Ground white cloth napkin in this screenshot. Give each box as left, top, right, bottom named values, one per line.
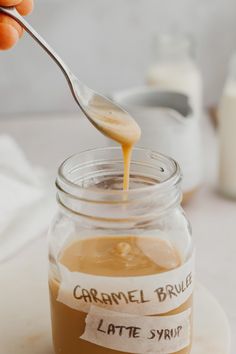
left=0, top=135, right=56, bottom=263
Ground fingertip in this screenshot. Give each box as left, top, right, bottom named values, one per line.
left=16, top=0, right=34, bottom=16
left=0, top=0, right=22, bottom=6
left=0, top=23, right=19, bottom=50
left=0, top=14, right=23, bottom=38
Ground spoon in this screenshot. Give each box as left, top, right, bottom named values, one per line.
left=0, top=6, right=141, bottom=146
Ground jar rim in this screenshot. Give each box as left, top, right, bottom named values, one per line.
left=56, top=147, right=181, bottom=204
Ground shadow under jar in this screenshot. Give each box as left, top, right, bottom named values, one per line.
left=48, top=147, right=194, bottom=354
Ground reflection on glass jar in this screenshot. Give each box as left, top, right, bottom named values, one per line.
left=48, top=147, right=194, bottom=354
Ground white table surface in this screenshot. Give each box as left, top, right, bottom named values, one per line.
left=0, top=113, right=234, bottom=352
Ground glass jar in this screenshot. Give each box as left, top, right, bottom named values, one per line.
left=147, top=33, right=202, bottom=119
left=48, top=147, right=194, bottom=354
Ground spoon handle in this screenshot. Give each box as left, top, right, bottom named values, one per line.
left=0, top=6, right=74, bottom=87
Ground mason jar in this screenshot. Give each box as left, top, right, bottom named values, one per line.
left=48, top=147, right=194, bottom=354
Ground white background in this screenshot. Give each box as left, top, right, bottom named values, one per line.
left=1, top=0, right=236, bottom=114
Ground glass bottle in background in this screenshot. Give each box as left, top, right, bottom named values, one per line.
left=147, top=33, right=203, bottom=119
left=218, top=53, right=236, bottom=199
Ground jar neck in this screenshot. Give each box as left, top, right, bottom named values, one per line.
left=56, top=148, right=182, bottom=223
left=152, top=33, right=194, bottom=63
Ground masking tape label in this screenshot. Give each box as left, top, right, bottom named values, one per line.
left=80, top=305, right=191, bottom=353
left=57, top=253, right=194, bottom=315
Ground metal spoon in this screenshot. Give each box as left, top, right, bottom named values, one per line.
left=0, top=6, right=141, bottom=145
